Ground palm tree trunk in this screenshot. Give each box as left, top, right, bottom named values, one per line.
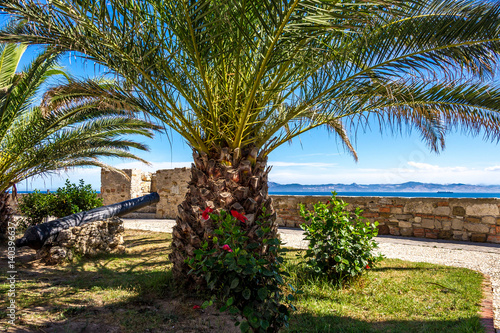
left=0, top=190, right=14, bottom=242
left=169, top=147, right=277, bottom=281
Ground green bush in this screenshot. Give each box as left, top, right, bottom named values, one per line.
left=51, top=179, right=103, bottom=218
left=17, top=179, right=102, bottom=229
left=299, top=192, right=383, bottom=283
left=17, top=190, right=55, bottom=226
left=188, top=209, right=296, bottom=333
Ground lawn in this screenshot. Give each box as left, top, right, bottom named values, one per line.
left=0, top=230, right=485, bottom=332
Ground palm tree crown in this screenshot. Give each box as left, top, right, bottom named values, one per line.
left=0, top=43, right=161, bottom=193
left=2, top=0, right=500, bottom=160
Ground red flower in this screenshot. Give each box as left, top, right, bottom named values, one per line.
left=202, top=207, right=213, bottom=220
left=326, top=201, right=330, bottom=204
left=193, top=305, right=201, bottom=309
left=231, top=210, right=247, bottom=222
left=222, top=244, right=233, bottom=252
left=366, top=265, right=370, bottom=269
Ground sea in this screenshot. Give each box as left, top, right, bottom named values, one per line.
left=14, top=190, right=500, bottom=198
left=269, top=191, right=500, bottom=198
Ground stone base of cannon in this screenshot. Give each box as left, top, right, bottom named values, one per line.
left=36, top=217, right=125, bottom=264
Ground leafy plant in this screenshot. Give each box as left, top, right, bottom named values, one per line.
left=188, top=209, right=297, bottom=332
left=299, top=193, right=383, bottom=283
left=17, top=190, right=56, bottom=226
left=51, top=179, right=103, bottom=217
left=17, top=180, right=103, bottom=229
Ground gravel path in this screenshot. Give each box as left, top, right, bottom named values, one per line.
left=123, top=218, right=500, bottom=330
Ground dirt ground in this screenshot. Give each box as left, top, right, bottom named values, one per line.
left=0, top=231, right=242, bottom=333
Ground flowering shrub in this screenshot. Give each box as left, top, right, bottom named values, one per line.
left=299, top=192, right=383, bottom=283
left=188, top=209, right=296, bottom=332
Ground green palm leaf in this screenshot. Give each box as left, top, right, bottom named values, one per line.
left=0, top=43, right=160, bottom=193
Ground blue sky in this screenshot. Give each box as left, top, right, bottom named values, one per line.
left=17, top=49, right=500, bottom=191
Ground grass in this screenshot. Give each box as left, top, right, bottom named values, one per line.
left=283, top=250, right=484, bottom=332
left=0, top=230, right=486, bottom=332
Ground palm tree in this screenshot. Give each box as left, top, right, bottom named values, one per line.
left=2, top=0, right=500, bottom=279
left=0, top=43, right=160, bottom=240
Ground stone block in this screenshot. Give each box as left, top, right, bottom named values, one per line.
left=437, top=201, right=449, bottom=206
left=470, top=233, right=487, bottom=242
left=404, top=201, right=434, bottom=214
left=452, top=231, right=464, bottom=241
left=438, top=230, right=452, bottom=239
left=434, top=220, right=442, bottom=229
left=482, top=216, right=496, bottom=225
left=466, top=217, right=481, bottom=224
left=421, top=219, right=434, bottom=229
left=389, top=226, right=400, bottom=236
left=442, top=221, right=451, bottom=230
left=451, top=219, right=464, bottom=230
left=464, top=223, right=489, bottom=234
left=391, top=207, right=403, bottom=214
left=414, top=216, right=422, bottom=223
left=400, top=227, right=413, bottom=236
left=379, top=207, right=390, bottom=213
left=465, top=204, right=499, bottom=217
left=398, top=221, right=412, bottom=228
left=496, top=226, right=500, bottom=234
left=452, top=206, right=466, bottom=216
left=433, top=206, right=450, bottom=216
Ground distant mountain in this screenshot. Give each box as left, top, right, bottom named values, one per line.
left=268, top=181, right=500, bottom=193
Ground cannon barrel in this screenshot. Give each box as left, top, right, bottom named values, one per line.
left=15, top=192, right=160, bottom=249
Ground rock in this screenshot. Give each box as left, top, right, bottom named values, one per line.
left=36, top=218, right=125, bottom=264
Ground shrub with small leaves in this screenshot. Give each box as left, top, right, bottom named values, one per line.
left=17, top=179, right=102, bottom=229
left=51, top=179, right=103, bottom=218
left=17, top=190, right=55, bottom=227
left=188, top=209, right=296, bottom=333
left=299, top=192, right=383, bottom=283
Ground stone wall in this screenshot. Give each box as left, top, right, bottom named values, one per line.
left=36, top=217, right=125, bottom=264
left=273, top=195, right=500, bottom=244
left=154, top=168, right=191, bottom=218
left=100, top=167, right=191, bottom=219
left=100, top=169, right=136, bottom=205
left=99, top=167, right=500, bottom=244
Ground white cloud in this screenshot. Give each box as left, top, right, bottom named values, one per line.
left=270, top=161, right=337, bottom=168
left=407, top=162, right=440, bottom=170
left=406, top=162, right=468, bottom=172
left=485, top=166, right=500, bottom=172
left=113, top=161, right=192, bottom=172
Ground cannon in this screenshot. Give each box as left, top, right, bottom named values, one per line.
left=15, top=192, right=160, bottom=249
